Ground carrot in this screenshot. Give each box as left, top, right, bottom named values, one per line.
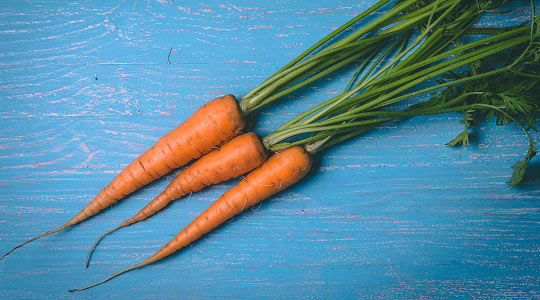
left=85, top=132, right=267, bottom=267
left=0, top=94, right=245, bottom=261
left=69, top=145, right=312, bottom=292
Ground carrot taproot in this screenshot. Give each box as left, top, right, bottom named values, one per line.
left=85, top=132, right=267, bottom=267
left=0, top=94, right=245, bottom=261
left=69, top=145, right=312, bottom=292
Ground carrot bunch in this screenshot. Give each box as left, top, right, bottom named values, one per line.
left=68, top=0, right=540, bottom=291
left=82, top=0, right=471, bottom=267
left=2, top=0, right=538, bottom=293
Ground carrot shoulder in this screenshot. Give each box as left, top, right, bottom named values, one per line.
left=0, top=95, right=245, bottom=261
left=85, top=132, right=268, bottom=267
left=69, top=145, right=312, bottom=292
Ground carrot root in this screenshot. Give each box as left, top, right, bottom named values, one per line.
left=69, top=146, right=311, bottom=291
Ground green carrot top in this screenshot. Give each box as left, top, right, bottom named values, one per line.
left=261, top=0, right=539, bottom=186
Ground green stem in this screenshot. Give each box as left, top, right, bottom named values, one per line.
left=239, top=0, right=393, bottom=106
left=249, top=45, right=380, bottom=112
left=290, top=0, right=462, bottom=127
left=240, top=0, right=460, bottom=113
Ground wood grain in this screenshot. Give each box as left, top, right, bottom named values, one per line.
left=0, top=1, right=539, bottom=299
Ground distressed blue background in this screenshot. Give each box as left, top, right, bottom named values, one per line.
left=0, top=1, right=539, bottom=299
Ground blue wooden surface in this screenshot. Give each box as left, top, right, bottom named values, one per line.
left=1, top=1, right=539, bottom=299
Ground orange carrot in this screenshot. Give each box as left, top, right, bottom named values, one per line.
left=85, top=132, right=267, bottom=267
left=69, top=145, right=312, bottom=292
left=0, top=95, right=245, bottom=261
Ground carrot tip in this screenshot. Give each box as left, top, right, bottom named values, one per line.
left=0, top=224, right=71, bottom=262
left=85, top=224, right=125, bottom=269
left=69, top=263, right=143, bottom=292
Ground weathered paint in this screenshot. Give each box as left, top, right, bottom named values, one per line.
left=0, top=1, right=539, bottom=299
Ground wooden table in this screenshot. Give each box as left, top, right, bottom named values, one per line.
left=1, top=1, right=539, bottom=299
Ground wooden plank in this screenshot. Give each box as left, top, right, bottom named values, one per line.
left=0, top=1, right=539, bottom=299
